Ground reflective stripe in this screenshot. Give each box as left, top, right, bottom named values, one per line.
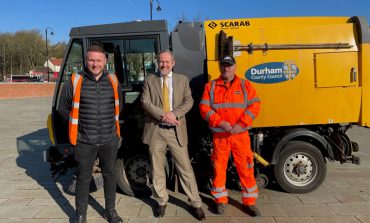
left=210, top=127, right=226, bottom=133
left=210, top=80, right=216, bottom=108
left=109, top=73, right=117, bottom=86
left=247, top=162, right=254, bottom=169
left=69, top=116, right=78, bottom=124
left=242, top=192, right=258, bottom=198
left=248, top=97, right=261, bottom=106
left=72, top=74, right=81, bottom=96
left=206, top=110, right=215, bottom=121
left=200, top=99, right=210, bottom=105
left=72, top=102, right=80, bottom=108
left=243, top=185, right=258, bottom=193
left=212, top=191, right=228, bottom=198
left=212, top=187, right=225, bottom=193
left=245, top=109, right=256, bottom=120
left=107, top=73, right=121, bottom=138
left=210, top=127, right=248, bottom=133
left=241, top=79, right=248, bottom=107
left=69, top=73, right=82, bottom=145
left=213, top=103, right=246, bottom=109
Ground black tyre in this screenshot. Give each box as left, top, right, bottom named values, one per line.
left=274, top=141, right=326, bottom=193
left=116, top=153, right=152, bottom=197
left=255, top=174, right=269, bottom=189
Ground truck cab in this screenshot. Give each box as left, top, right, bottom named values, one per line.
left=47, top=20, right=207, bottom=196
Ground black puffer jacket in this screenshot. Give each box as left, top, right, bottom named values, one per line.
left=58, top=69, right=122, bottom=146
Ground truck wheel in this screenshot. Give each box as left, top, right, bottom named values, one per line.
left=116, top=154, right=152, bottom=197
left=256, top=174, right=269, bottom=188
left=274, top=141, right=326, bottom=193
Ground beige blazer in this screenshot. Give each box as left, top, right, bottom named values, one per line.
left=141, top=73, right=194, bottom=147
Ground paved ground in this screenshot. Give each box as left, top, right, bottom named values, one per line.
left=1, top=97, right=370, bottom=223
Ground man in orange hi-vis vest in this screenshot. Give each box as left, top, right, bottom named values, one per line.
left=58, top=44, right=123, bottom=223
left=199, top=55, right=261, bottom=217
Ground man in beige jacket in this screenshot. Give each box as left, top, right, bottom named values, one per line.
left=141, top=50, right=205, bottom=221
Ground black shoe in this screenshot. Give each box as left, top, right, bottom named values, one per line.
left=243, top=205, right=261, bottom=217
left=192, top=207, right=206, bottom=221
left=74, top=215, right=86, bottom=223
left=103, top=209, right=123, bottom=223
left=156, top=204, right=167, bottom=218
left=216, top=203, right=227, bottom=215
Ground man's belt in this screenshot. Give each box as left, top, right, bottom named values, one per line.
left=158, top=124, right=175, bottom=129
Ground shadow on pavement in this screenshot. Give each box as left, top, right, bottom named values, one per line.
left=15, top=128, right=75, bottom=222
left=200, top=193, right=217, bottom=214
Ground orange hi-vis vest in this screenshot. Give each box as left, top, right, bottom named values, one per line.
left=199, top=75, right=261, bottom=133
left=68, top=73, right=121, bottom=145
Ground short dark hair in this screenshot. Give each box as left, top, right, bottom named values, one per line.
left=87, top=42, right=105, bottom=54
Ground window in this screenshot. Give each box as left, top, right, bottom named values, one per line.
left=53, top=39, right=84, bottom=144
left=61, top=39, right=84, bottom=83
left=92, top=37, right=158, bottom=85
left=56, top=39, right=83, bottom=111
left=125, top=39, right=158, bottom=84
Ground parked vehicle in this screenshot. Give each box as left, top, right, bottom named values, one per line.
left=10, top=74, right=43, bottom=82
left=45, top=16, right=369, bottom=196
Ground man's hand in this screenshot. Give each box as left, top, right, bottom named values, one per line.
left=219, top=120, right=233, bottom=132
left=230, top=124, right=244, bottom=134
left=160, top=112, right=180, bottom=126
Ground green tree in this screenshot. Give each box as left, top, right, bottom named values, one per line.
left=0, top=30, right=44, bottom=77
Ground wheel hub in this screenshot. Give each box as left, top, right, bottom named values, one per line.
left=136, top=167, right=147, bottom=177
left=126, top=156, right=151, bottom=186
left=284, top=153, right=315, bottom=185
left=293, top=161, right=307, bottom=176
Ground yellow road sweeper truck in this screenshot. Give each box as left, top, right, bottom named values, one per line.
left=45, top=16, right=369, bottom=196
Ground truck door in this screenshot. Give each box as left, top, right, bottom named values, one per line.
left=86, top=37, right=159, bottom=147
left=52, top=38, right=84, bottom=145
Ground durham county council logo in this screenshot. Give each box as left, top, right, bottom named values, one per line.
left=208, top=21, right=217, bottom=29
left=245, top=61, right=299, bottom=84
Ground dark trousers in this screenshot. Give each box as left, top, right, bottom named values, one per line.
left=74, top=138, right=118, bottom=216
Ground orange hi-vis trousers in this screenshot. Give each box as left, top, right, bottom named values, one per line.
left=210, top=131, right=258, bottom=205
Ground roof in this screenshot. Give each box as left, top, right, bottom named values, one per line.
left=69, top=20, right=168, bottom=37
left=31, top=66, right=50, bottom=73
left=50, top=58, right=62, bottom=66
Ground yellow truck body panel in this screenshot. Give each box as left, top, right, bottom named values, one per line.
left=204, top=17, right=370, bottom=128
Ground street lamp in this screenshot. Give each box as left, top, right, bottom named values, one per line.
left=0, top=42, right=5, bottom=81
left=45, top=27, right=54, bottom=82
left=150, top=0, right=162, bottom=20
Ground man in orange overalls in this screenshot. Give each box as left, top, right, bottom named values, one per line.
left=199, top=55, right=261, bottom=216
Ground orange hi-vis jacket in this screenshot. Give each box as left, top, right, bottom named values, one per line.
left=199, top=75, right=261, bottom=134
left=68, top=73, right=121, bottom=146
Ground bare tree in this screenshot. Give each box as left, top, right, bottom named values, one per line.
left=177, top=12, right=209, bottom=22
left=0, top=30, right=66, bottom=80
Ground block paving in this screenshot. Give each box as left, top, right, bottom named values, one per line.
left=1, top=97, right=370, bottom=222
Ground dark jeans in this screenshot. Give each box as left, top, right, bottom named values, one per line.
left=74, top=138, right=118, bottom=216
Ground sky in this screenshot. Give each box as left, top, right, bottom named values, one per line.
left=1, top=0, right=370, bottom=44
